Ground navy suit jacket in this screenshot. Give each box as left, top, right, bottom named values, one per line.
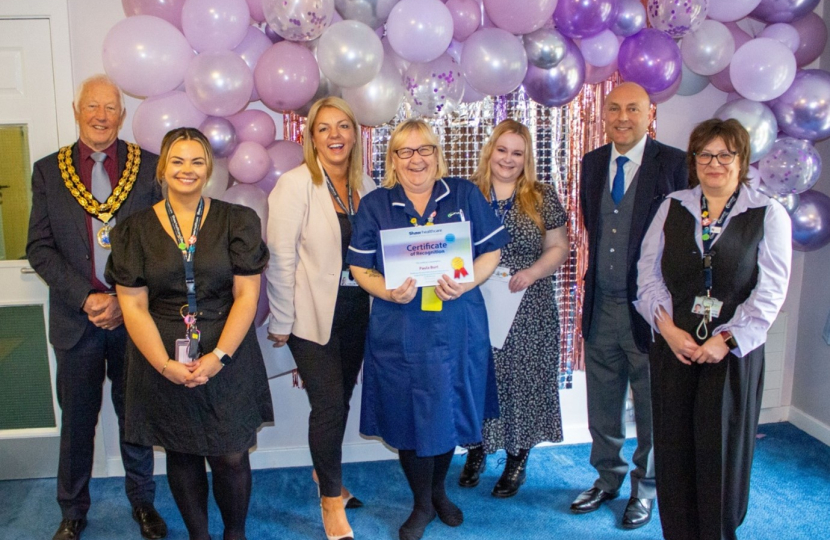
left=579, top=137, right=688, bottom=352
left=26, top=140, right=161, bottom=350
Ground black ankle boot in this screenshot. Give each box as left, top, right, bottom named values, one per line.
left=491, top=449, right=529, bottom=498
left=458, top=446, right=486, bottom=488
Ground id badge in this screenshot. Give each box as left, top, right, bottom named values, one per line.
left=691, top=296, right=723, bottom=319
left=421, top=285, right=443, bottom=312
left=175, top=339, right=191, bottom=363
left=340, top=269, right=358, bottom=287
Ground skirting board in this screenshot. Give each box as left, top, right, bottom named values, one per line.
left=787, top=406, right=830, bottom=447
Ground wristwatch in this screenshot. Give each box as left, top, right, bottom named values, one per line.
left=213, top=347, right=231, bottom=366
left=719, top=331, right=738, bottom=350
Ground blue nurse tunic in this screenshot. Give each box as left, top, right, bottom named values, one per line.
left=347, top=177, right=509, bottom=457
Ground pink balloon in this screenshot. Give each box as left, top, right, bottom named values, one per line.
left=121, top=0, right=186, bottom=29
left=254, top=42, right=321, bottom=113
left=584, top=57, right=618, bottom=84
left=221, top=184, right=269, bottom=239
left=132, top=91, right=207, bottom=154
left=483, top=0, right=558, bottom=35
left=386, top=0, right=454, bottom=63
left=102, top=15, right=194, bottom=98
left=791, top=12, right=828, bottom=67
left=203, top=157, right=232, bottom=199
left=182, top=0, right=250, bottom=52
left=246, top=0, right=266, bottom=22
left=227, top=110, right=277, bottom=147
left=447, top=0, right=480, bottom=42
left=184, top=50, right=253, bottom=116
left=256, top=140, right=305, bottom=194
left=228, top=141, right=272, bottom=184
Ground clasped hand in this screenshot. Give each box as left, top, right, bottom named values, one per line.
left=660, top=322, right=730, bottom=365
left=161, top=352, right=224, bottom=387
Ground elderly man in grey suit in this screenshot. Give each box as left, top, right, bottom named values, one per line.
left=571, top=82, right=688, bottom=529
left=26, top=75, right=167, bottom=540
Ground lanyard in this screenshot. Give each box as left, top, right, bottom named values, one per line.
left=700, top=186, right=740, bottom=295
left=489, top=185, right=515, bottom=225
left=324, top=170, right=354, bottom=218
left=166, top=197, right=204, bottom=320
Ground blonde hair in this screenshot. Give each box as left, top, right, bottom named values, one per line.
left=382, top=119, right=449, bottom=188
left=156, top=127, right=214, bottom=183
left=303, top=96, right=364, bottom=191
left=471, top=119, right=545, bottom=233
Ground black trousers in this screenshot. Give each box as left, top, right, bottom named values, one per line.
left=650, top=335, right=765, bottom=540
left=288, top=288, right=369, bottom=498
left=54, top=322, right=156, bottom=520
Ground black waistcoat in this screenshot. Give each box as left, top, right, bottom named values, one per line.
left=661, top=198, right=766, bottom=344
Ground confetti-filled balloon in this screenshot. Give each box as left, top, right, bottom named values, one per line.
left=262, top=0, right=335, bottom=41
left=759, top=137, right=822, bottom=195
left=647, top=0, right=708, bottom=39
left=403, top=54, right=464, bottom=117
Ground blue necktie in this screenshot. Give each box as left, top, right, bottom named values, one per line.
left=611, top=155, right=629, bottom=206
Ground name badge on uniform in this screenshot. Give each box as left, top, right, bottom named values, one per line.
left=175, top=339, right=191, bottom=363
left=692, top=296, right=723, bottom=323
left=340, top=269, right=358, bottom=287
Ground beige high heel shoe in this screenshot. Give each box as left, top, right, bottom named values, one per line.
left=312, top=470, right=364, bottom=509
left=320, top=494, right=354, bottom=540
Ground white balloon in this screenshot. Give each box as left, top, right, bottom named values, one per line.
left=317, top=20, right=383, bottom=88
left=341, top=55, right=405, bottom=126
left=579, top=30, right=620, bottom=68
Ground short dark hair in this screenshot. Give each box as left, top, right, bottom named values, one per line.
left=687, top=118, right=751, bottom=188
left=156, top=127, right=214, bottom=182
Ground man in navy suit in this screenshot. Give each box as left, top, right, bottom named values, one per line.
left=570, top=82, right=688, bottom=529
left=27, top=75, right=167, bottom=540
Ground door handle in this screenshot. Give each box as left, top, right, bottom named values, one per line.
left=20, top=267, right=37, bottom=274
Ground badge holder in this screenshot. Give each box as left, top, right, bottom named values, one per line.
left=421, top=286, right=443, bottom=311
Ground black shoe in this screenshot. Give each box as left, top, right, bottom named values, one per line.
left=458, top=446, right=486, bottom=488
left=569, top=487, right=619, bottom=514
left=52, top=518, right=86, bottom=540
left=622, top=497, right=653, bottom=529
left=491, top=449, right=529, bottom=498
left=132, top=504, right=168, bottom=539
left=343, top=493, right=364, bottom=509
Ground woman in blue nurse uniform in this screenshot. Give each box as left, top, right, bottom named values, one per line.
left=347, top=119, right=508, bottom=540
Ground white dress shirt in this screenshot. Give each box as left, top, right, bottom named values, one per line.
left=608, top=135, right=648, bottom=195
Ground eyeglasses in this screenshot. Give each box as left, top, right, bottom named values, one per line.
left=694, top=151, right=737, bottom=165
left=394, top=145, right=437, bottom=159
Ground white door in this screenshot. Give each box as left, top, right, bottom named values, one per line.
left=0, top=17, right=62, bottom=479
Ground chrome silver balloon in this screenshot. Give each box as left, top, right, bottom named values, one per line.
left=523, top=26, right=568, bottom=70
left=714, top=99, right=778, bottom=163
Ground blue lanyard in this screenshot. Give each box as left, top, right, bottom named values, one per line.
left=165, top=197, right=204, bottom=318
left=324, top=170, right=354, bottom=219
left=700, top=187, right=740, bottom=293
left=490, top=185, right=515, bottom=224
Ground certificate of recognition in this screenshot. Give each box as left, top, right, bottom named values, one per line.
left=380, top=221, right=475, bottom=289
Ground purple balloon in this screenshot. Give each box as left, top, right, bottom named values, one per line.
left=750, top=0, right=820, bottom=24
left=222, top=184, right=269, bottom=238
left=254, top=42, right=321, bottom=113
left=772, top=69, right=830, bottom=141
left=264, top=23, right=285, bottom=43
left=184, top=51, right=253, bottom=117
left=182, top=0, right=250, bottom=52
left=730, top=38, right=796, bottom=102
left=554, top=0, right=619, bottom=39
left=618, top=29, right=682, bottom=94
left=483, top=0, right=558, bottom=35
left=759, top=137, right=821, bottom=194
left=760, top=23, right=801, bottom=53
left=387, top=0, right=454, bottom=63
left=199, top=116, right=238, bottom=158
left=132, top=91, right=207, bottom=154
left=523, top=37, right=586, bottom=107
left=579, top=29, right=620, bottom=68
left=611, top=0, right=646, bottom=37
left=460, top=28, right=528, bottom=96
left=229, top=141, right=272, bottom=184
left=707, top=0, right=762, bottom=22
left=791, top=189, right=830, bottom=251
left=649, top=72, right=682, bottom=104
left=584, top=57, right=618, bottom=84
left=255, top=140, right=305, bottom=194
left=102, top=15, right=194, bottom=98
left=791, top=12, right=828, bottom=67
left=227, top=110, right=277, bottom=147
left=121, top=0, right=186, bottom=29
left=447, top=0, right=480, bottom=41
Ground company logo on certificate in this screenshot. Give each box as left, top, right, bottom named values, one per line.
left=380, top=221, right=475, bottom=289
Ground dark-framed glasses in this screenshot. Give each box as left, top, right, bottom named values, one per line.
left=394, top=145, right=437, bottom=159
left=694, top=151, right=737, bottom=165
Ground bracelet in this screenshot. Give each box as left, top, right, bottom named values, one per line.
left=160, top=359, right=171, bottom=376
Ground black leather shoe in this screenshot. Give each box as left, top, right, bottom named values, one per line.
left=622, top=497, right=653, bottom=529
left=52, top=518, right=86, bottom=540
left=132, top=504, right=168, bottom=539
left=569, top=487, right=619, bottom=514
left=458, top=446, right=486, bottom=488
left=491, top=449, right=529, bottom=498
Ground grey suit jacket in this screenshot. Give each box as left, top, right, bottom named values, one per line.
left=26, top=139, right=161, bottom=350
left=579, top=137, right=688, bottom=352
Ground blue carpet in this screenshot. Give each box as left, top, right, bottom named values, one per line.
left=1, top=422, right=828, bottom=539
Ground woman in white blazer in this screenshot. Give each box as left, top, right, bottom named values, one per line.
left=265, top=97, right=375, bottom=540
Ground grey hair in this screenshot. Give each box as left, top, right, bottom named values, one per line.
left=73, top=74, right=126, bottom=113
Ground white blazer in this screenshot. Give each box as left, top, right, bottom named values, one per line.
left=265, top=162, right=375, bottom=345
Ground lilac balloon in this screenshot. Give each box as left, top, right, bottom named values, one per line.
left=647, top=0, right=708, bottom=38
left=681, top=19, right=735, bottom=76
left=771, top=191, right=800, bottom=215
left=199, top=116, right=238, bottom=157
left=554, top=0, right=618, bottom=39
left=121, top=0, right=186, bottom=29
left=714, top=99, right=778, bottom=163
left=791, top=12, right=828, bottom=67
left=132, top=91, right=207, bottom=154
left=584, top=57, right=618, bottom=85
left=649, top=72, right=682, bottom=104
left=234, top=27, right=273, bottom=73
left=254, top=42, right=321, bottom=112
left=262, top=0, right=335, bottom=41
left=461, top=28, right=528, bottom=96
left=317, top=20, right=384, bottom=88
left=760, top=23, right=801, bottom=53
left=482, top=0, right=558, bottom=35
left=102, top=15, right=194, bottom=98
left=256, top=140, right=305, bottom=194
left=579, top=29, right=619, bottom=68
left=447, top=0, right=480, bottom=41
left=773, top=69, right=830, bottom=141
left=222, top=184, right=269, bottom=238
left=677, top=62, right=710, bottom=96
left=618, top=29, right=682, bottom=94
left=708, top=0, right=762, bottom=22
left=264, top=23, right=285, bottom=43
left=202, top=157, right=232, bottom=199
left=730, top=38, right=797, bottom=101
left=750, top=0, right=820, bottom=24
left=228, top=110, right=277, bottom=147
left=229, top=141, right=272, bottom=184
left=387, top=0, right=454, bottom=63
left=246, top=0, right=266, bottom=22
left=342, top=55, right=405, bottom=125
left=382, top=37, right=411, bottom=74
left=523, top=37, right=586, bottom=107
left=790, top=189, right=830, bottom=251
left=404, top=54, right=465, bottom=117
left=461, top=78, right=486, bottom=103
left=759, top=137, right=821, bottom=195
left=709, top=23, right=753, bottom=93
left=182, top=0, right=250, bottom=52
left=184, top=51, right=253, bottom=116
left=611, top=0, right=646, bottom=37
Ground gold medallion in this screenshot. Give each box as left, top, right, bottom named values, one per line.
left=97, top=224, right=112, bottom=249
